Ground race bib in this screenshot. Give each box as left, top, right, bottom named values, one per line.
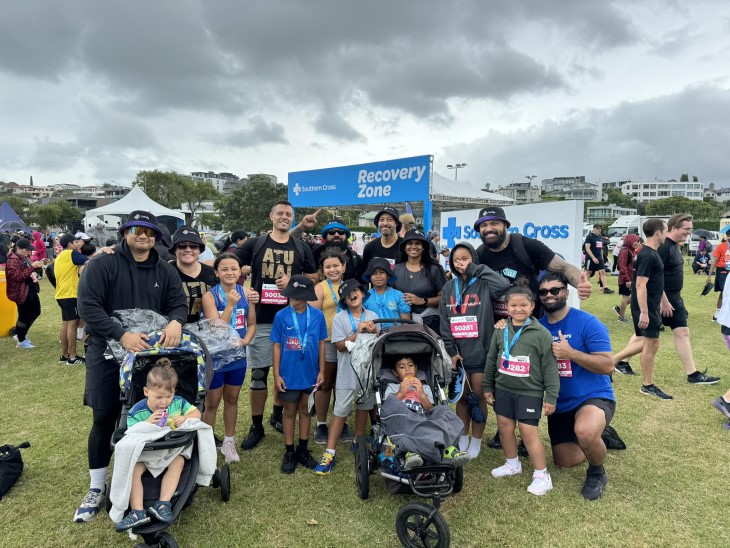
left=596, top=241, right=603, bottom=249
left=261, top=283, right=287, bottom=305
left=285, top=336, right=302, bottom=351
left=557, top=359, right=572, bottom=378
left=234, top=307, right=246, bottom=330
left=498, top=354, right=531, bottom=377
left=450, top=315, right=479, bottom=338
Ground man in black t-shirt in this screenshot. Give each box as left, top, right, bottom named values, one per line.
left=362, top=206, right=404, bottom=267
left=583, top=225, right=613, bottom=294
left=612, top=219, right=674, bottom=399
left=234, top=200, right=318, bottom=450
left=656, top=214, right=719, bottom=386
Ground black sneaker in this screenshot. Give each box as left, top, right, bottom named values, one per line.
left=314, top=424, right=328, bottom=444
left=67, top=356, right=85, bottom=365
left=687, top=370, right=720, bottom=385
left=640, top=384, right=673, bottom=400
left=339, top=423, right=354, bottom=442
left=269, top=415, right=283, bottom=433
left=59, top=355, right=69, bottom=364
left=297, top=447, right=318, bottom=469
left=612, top=305, right=621, bottom=319
left=240, top=425, right=265, bottom=450
left=517, top=439, right=528, bottom=458
left=711, top=397, right=730, bottom=419
left=581, top=471, right=608, bottom=500
left=281, top=451, right=297, bottom=474
left=615, top=361, right=635, bottom=375
left=214, top=434, right=223, bottom=448
left=604, top=288, right=615, bottom=294
left=486, top=431, right=501, bottom=449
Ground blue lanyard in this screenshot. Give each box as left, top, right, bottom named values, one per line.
left=215, top=285, right=243, bottom=330
left=454, top=277, right=477, bottom=314
left=326, top=279, right=339, bottom=308
left=503, top=318, right=531, bottom=359
left=347, top=309, right=362, bottom=334
left=290, top=305, right=310, bottom=359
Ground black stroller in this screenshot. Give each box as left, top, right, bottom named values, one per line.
left=352, top=320, right=463, bottom=548
left=107, top=329, right=230, bottom=548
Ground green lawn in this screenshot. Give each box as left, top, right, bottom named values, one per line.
left=1, top=264, right=728, bottom=547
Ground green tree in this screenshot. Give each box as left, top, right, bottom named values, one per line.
left=604, top=188, right=638, bottom=209
left=197, top=213, right=223, bottom=231
left=680, top=174, right=689, bottom=182
left=182, top=179, right=220, bottom=222
left=133, top=170, right=189, bottom=208
left=645, top=196, right=720, bottom=219
left=692, top=175, right=699, bottom=182
left=218, top=175, right=288, bottom=233
left=33, top=201, right=82, bottom=229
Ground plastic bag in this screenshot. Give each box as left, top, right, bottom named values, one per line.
left=107, top=309, right=169, bottom=362
left=183, top=318, right=246, bottom=371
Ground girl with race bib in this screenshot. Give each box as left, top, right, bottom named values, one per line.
left=483, top=285, right=559, bottom=495
left=201, top=253, right=256, bottom=464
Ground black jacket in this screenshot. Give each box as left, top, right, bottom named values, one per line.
left=78, top=241, right=187, bottom=344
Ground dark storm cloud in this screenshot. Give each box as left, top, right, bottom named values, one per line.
left=313, top=112, right=365, bottom=142
left=221, top=117, right=288, bottom=147
left=444, top=85, right=730, bottom=185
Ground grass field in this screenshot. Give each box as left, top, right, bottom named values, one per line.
left=1, top=264, right=729, bottom=547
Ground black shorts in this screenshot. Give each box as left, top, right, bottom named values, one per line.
left=715, top=270, right=728, bottom=292
left=661, top=296, right=688, bottom=329
left=618, top=283, right=631, bottom=296
left=277, top=387, right=313, bottom=403
left=632, top=307, right=662, bottom=338
left=548, top=398, right=616, bottom=446
left=493, top=387, right=542, bottom=426
left=84, top=343, right=120, bottom=409
left=57, top=298, right=79, bottom=321
left=587, top=259, right=605, bottom=273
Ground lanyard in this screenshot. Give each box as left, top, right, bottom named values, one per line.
left=503, top=318, right=531, bottom=359
left=454, top=277, right=477, bottom=314
left=290, top=305, right=310, bottom=359
left=326, top=279, right=339, bottom=307
left=347, top=309, right=362, bottom=334
left=215, top=285, right=243, bottom=330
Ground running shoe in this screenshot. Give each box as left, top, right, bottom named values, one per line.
left=339, top=423, right=353, bottom=442
left=491, top=461, right=522, bottom=478
left=527, top=472, right=553, bottom=496
left=269, top=415, right=283, bottom=433
left=59, top=355, right=69, bottom=364
left=486, top=430, right=502, bottom=449
left=16, top=339, right=35, bottom=349
left=517, top=439, right=528, bottom=458
left=148, top=500, right=173, bottom=524
left=687, top=370, right=720, bottom=385
left=640, top=384, right=673, bottom=400
left=297, top=448, right=319, bottom=469
left=712, top=397, right=730, bottom=419
left=613, top=305, right=622, bottom=319
left=403, top=452, right=424, bottom=470
left=581, top=471, right=608, bottom=500
left=616, top=316, right=629, bottom=324
left=314, top=424, right=328, bottom=444
left=115, top=509, right=150, bottom=532
left=67, top=356, right=85, bottom=365
left=602, top=288, right=615, bottom=294
left=221, top=439, right=240, bottom=463
left=240, top=425, right=264, bottom=450
left=281, top=451, right=297, bottom=474
left=615, top=361, right=635, bottom=375
left=443, top=445, right=471, bottom=465
left=73, top=488, right=106, bottom=523
left=315, top=452, right=336, bottom=475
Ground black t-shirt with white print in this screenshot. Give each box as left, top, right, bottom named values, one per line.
left=173, top=262, right=218, bottom=324
left=362, top=237, right=404, bottom=268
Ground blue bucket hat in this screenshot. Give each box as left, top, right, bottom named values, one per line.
left=321, top=221, right=351, bottom=239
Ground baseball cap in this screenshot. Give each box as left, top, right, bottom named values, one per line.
left=473, top=206, right=511, bottom=232
left=75, top=232, right=92, bottom=241
left=60, top=234, right=80, bottom=248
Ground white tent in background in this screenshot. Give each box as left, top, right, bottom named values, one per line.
left=83, top=184, right=185, bottom=229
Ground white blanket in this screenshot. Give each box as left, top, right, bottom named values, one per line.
left=109, top=419, right=216, bottom=523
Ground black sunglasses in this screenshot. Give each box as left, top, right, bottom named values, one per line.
left=538, top=287, right=566, bottom=296
left=327, top=229, right=347, bottom=236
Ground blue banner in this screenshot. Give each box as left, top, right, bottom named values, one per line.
left=288, top=155, right=431, bottom=207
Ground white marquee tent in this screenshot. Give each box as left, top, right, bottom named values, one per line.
left=84, top=184, right=185, bottom=229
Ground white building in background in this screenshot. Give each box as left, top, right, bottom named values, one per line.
left=541, top=176, right=603, bottom=201
left=621, top=180, right=704, bottom=202
left=190, top=171, right=241, bottom=194
left=496, top=182, right=541, bottom=204
left=585, top=204, right=638, bottom=225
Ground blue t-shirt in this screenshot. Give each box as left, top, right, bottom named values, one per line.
left=211, top=283, right=249, bottom=373
left=364, top=287, right=410, bottom=329
left=538, top=308, right=614, bottom=413
left=271, top=304, right=328, bottom=389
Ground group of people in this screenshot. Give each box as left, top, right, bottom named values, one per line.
left=6, top=200, right=726, bottom=528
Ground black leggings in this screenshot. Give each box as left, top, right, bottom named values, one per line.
left=88, top=405, right=122, bottom=469
left=16, top=291, right=41, bottom=342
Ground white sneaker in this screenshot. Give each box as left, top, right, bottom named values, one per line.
left=221, top=439, right=240, bottom=463
left=73, top=488, right=105, bottom=522
left=467, top=438, right=482, bottom=460
left=491, top=461, right=522, bottom=477
left=16, top=339, right=35, bottom=349
left=527, top=472, right=553, bottom=495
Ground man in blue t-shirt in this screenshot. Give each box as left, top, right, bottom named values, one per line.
left=537, top=273, right=615, bottom=501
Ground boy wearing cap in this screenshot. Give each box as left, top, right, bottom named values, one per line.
left=315, top=279, right=379, bottom=475
left=362, top=207, right=404, bottom=267
left=271, top=275, right=328, bottom=474
left=363, top=257, right=411, bottom=329
left=55, top=233, right=87, bottom=364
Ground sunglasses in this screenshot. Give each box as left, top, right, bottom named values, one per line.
left=538, top=287, right=566, bottom=296
left=128, top=226, right=157, bottom=238
left=327, top=229, right=347, bottom=236
left=175, top=243, right=199, bottom=251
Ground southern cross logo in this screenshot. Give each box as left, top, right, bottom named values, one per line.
left=443, top=217, right=462, bottom=248
left=293, top=183, right=301, bottom=196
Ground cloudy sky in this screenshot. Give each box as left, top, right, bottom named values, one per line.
left=1, top=0, right=729, bottom=190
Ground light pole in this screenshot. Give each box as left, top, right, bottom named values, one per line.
left=447, top=163, right=467, bottom=181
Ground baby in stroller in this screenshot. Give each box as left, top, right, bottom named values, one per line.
left=381, top=355, right=471, bottom=469
left=114, top=358, right=202, bottom=531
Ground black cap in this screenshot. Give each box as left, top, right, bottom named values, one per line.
left=119, top=210, right=163, bottom=239
left=374, top=207, right=402, bottom=232
left=473, top=206, right=511, bottom=232
left=338, top=279, right=369, bottom=310
left=281, top=274, right=317, bottom=301
left=170, top=225, right=205, bottom=252
left=60, top=234, right=79, bottom=249
left=399, top=229, right=429, bottom=252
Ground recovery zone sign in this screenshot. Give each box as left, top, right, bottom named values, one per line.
left=288, top=155, right=431, bottom=207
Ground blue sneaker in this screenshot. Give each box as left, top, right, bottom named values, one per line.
left=339, top=423, right=353, bottom=442
left=314, top=452, right=335, bottom=475
left=73, top=488, right=105, bottom=523
left=115, top=509, right=151, bottom=532
left=148, top=500, right=174, bottom=524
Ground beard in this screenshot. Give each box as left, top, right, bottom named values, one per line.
left=482, top=229, right=507, bottom=250
left=326, top=239, right=348, bottom=251
left=540, top=295, right=568, bottom=313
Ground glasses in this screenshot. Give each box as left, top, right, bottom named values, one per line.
left=128, top=226, right=156, bottom=238
left=538, top=287, right=566, bottom=296
left=176, top=243, right=199, bottom=251
left=327, top=230, right=347, bottom=236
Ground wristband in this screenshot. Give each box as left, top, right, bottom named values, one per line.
left=172, top=318, right=184, bottom=326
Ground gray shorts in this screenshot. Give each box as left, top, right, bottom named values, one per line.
left=247, top=324, right=273, bottom=369
left=333, top=388, right=375, bottom=417
left=324, top=341, right=338, bottom=362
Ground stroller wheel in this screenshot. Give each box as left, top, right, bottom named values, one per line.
left=355, top=435, right=370, bottom=500
left=220, top=463, right=231, bottom=502
left=396, top=502, right=450, bottom=548
left=154, top=531, right=179, bottom=548
left=211, top=469, right=220, bottom=489
left=453, top=466, right=464, bottom=494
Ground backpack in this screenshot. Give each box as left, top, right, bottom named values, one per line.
left=0, top=442, right=30, bottom=500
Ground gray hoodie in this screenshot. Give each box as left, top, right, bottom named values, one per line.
left=439, top=242, right=510, bottom=369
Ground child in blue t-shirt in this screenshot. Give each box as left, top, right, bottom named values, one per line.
left=116, top=358, right=201, bottom=532
left=363, top=257, right=411, bottom=329
left=271, top=275, right=328, bottom=474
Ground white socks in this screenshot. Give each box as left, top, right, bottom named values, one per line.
left=459, top=435, right=470, bottom=451
left=317, top=421, right=327, bottom=427
left=224, top=436, right=235, bottom=444
left=467, top=437, right=482, bottom=459
left=89, top=467, right=107, bottom=491
left=326, top=448, right=336, bottom=456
